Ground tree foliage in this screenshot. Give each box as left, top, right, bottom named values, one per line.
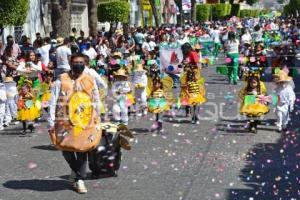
left=284, top=0, right=300, bottom=16
left=97, top=1, right=130, bottom=23
left=0, top=0, right=29, bottom=27
left=246, top=0, right=258, bottom=5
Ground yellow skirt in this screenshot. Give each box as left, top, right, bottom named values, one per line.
left=17, top=106, right=40, bottom=121
left=41, top=92, right=51, bottom=108
left=188, top=93, right=207, bottom=105
left=240, top=103, right=269, bottom=117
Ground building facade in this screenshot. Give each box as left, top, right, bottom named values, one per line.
left=2, top=0, right=89, bottom=43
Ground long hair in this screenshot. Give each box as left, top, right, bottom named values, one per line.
left=246, top=76, right=261, bottom=94
left=228, top=32, right=236, bottom=43
left=181, top=42, right=193, bottom=59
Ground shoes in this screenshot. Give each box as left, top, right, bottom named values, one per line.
left=3, top=122, right=10, bottom=127
left=74, top=180, right=87, bottom=194
left=28, top=124, right=35, bottom=133
left=142, top=110, right=148, bottom=116
left=0, top=126, right=4, bottom=131
left=251, top=127, right=257, bottom=134
left=13, top=121, right=20, bottom=125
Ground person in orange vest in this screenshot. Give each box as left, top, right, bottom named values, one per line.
left=48, top=53, right=101, bottom=194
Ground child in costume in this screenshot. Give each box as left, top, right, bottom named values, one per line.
left=111, top=68, right=132, bottom=125
left=239, top=72, right=269, bottom=133
left=180, top=66, right=206, bottom=124
left=148, top=75, right=170, bottom=132
left=132, top=64, right=148, bottom=116
left=3, top=77, right=18, bottom=126
left=40, top=72, right=53, bottom=118
left=17, top=79, right=40, bottom=134
left=0, top=83, right=7, bottom=130
left=273, top=70, right=296, bottom=131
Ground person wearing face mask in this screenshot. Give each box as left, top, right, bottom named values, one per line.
left=82, top=41, right=97, bottom=60
left=48, top=53, right=101, bottom=194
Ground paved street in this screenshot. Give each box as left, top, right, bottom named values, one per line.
left=0, top=62, right=299, bottom=200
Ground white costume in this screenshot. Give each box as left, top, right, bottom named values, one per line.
left=111, top=80, right=131, bottom=125
left=4, top=81, right=18, bottom=124
left=275, top=82, right=295, bottom=130
left=132, top=70, right=147, bottom=114
left=0, top=83, right=7, bottom=129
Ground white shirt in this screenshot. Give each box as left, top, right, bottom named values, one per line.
left=83, top=47, right=98, bottom=60
left=56, top=45, right=71, bottom=70
left=16, top=60, right=42, bottom=78
left=226, top=40, right=240, bottom=54
left=97, top=44, right=108, bottom=58
left=149, top=41, right=157, bottom=51
left=37, top=44, right=51, bottom=66
left=142, top=42, right=151, bottom=52
left=83, top=67, right=107, bottom=91
left=211, top=29, right=221, bottom=43
left=241, top=33, right=252, bottom=44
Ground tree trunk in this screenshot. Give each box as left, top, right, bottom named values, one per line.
left=191, top=0, right=196, bottom=23
left=87, top=0, right=98, bottom=37
left=149, top=0, right=160, bottom=27
left=50, top=0, right=71, bottom=38
left=174, top=0, right=183, bottom=26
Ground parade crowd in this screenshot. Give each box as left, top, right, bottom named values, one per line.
left=0, top=16, right=298, bottom=193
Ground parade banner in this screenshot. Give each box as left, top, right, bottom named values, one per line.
left=159, top=47, right=183, bottom=71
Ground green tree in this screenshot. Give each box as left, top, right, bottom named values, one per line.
left=97, top=1, right=130, bottom=23
left=0, top=0, right=29, bottom=35
left=284, top=0, right=300, bottom=16
left=246, top=0, right=258, bottom=5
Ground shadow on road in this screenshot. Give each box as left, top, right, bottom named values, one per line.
left=32, top=145, right=58, bottom=151
left=225, top=77, right=300, bottom=199
left=3, top=179, right=71, bottom=192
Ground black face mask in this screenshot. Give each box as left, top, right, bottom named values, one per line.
left=71, top=63, right=85, bottom=75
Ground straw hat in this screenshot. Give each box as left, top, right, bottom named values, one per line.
left=273, top=70, right=292, bottom=82
left=4, top=77, right=14, bottom=83
left=56, top=37, right=64, bottom=46
left=112, top=51, right=123, bottom=59
left=114, top=68, right=128, bottom=77
left=135, top=64, right=146, bottom=72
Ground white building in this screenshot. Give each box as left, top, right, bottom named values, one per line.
left=2, top=0, right=89, bottom=43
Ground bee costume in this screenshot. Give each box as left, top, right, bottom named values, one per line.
left=239, top=72, right=269, bottom=117
left=180, top=66, right=206, bottom=106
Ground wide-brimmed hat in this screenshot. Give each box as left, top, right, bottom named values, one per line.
left=273, top=70, right=292, bottom=82
left=114, top=68, right=128, bottom=77
left=112, top=51, right=123, bottom=59
left=56, top=37, right=64, bottom=46
left=4, top=77, right=14, bottom=83
left=135, top=64, right=146, bottom=72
